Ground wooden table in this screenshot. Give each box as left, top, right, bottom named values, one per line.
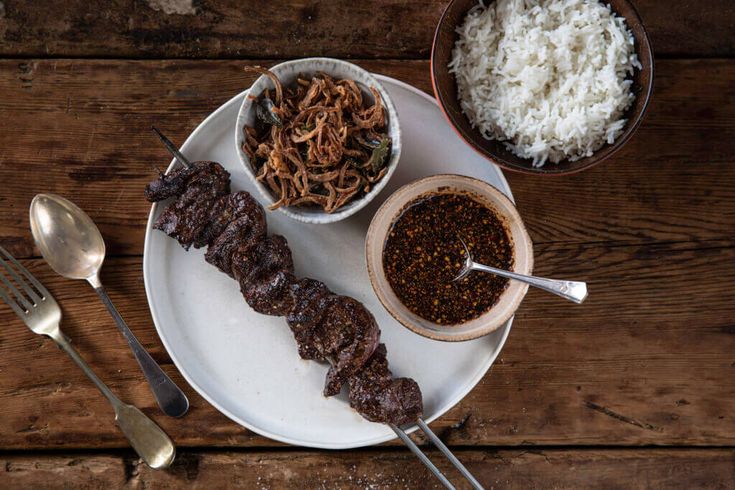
left=1, top=1, right=734, bottom=488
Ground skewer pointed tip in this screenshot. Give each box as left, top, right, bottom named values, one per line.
left=151, top=126, right=191, bottom=169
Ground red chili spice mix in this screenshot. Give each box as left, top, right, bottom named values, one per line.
left=382, top=191, right=513, bottom=325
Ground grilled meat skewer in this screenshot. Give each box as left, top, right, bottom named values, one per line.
left=145, top=161, right=422, bottom=425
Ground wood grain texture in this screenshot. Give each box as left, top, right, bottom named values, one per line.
left=0, top=239, right=733, bottom=449
left=2, top=449, right=735, bottom=489
left=0, top=1, right=733, bottom=58
left=0, top=59, right=733, bottom=259
left=0, top=0, right=733, bottom=484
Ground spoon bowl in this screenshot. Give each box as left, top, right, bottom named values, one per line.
left=30, top=194, right=105, bottom=281
left=452, top=238, right=475, bottom=283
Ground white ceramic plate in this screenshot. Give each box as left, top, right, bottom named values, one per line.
left=143, top=75, right=514, bottom=449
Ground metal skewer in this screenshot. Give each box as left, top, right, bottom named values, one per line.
left=392, top=420, right=485, bottom=489
left=391, top=423, right=456, bottom=489
left=152, top=129, right=484, bottom=490
left=416, top=419, right=484, bottom=489
left=152, top=126, right=191, bottom=169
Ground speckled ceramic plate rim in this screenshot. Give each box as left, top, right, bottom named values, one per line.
left=143, top=75, right=514, bottom=449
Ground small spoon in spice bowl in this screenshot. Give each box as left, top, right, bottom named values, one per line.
left=454, top=237, right=588, bottom=304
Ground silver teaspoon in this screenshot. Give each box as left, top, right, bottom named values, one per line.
left=453, top=238, right=588, bottom=304
left=29, top=194, right=190, bottom=417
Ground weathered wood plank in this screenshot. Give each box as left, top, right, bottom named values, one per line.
left=0, top=238, right=733, bottom=449
left=2, top=449, right=734, bottom=489
left=0, top=1, right=733, bottom=58
left=0, top=59, right=733, bottom=259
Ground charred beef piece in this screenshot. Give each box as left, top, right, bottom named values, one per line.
left=317, top=297, right=380, bottom=396
left=286, top=278, right=332, bottom=361
left=146, top=162, right=231, bottom=249
left=242, top=270, right=296, bottom=316
left=205, top=211, right=267, bottom=276
left=196, top=191, right=263, bottom=249
left=348, top=344, right=423, bottom=425
left=145, top=161, right=230, bottom=202
left=231, top=235, right=292, bottom=284
left=232, top=235, right=296, bottom=316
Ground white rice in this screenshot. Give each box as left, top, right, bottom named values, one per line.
left=449, top=0, right=641, bottom=166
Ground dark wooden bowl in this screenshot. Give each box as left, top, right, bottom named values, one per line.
left=430, top=0, right=654, bottom=175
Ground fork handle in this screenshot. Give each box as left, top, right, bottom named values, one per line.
left=92, top=284, right=189, bottom=418
left=53, top=332, right=175, bottom=469
left=54, top=332, right=121, bottom=406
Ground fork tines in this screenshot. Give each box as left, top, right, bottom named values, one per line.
left=0, top=245, right=47, bottom=316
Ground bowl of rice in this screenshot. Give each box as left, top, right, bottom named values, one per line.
left=431, top=0, right=654, bottom=174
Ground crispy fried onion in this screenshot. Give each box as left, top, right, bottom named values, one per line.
left=242, top=67, right=391, bottom=213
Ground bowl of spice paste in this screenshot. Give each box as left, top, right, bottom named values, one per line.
left=366, top=174, right=533, bottom=341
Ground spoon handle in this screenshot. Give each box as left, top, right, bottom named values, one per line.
left=471, top=263, right=588, bottom=304
left=53, top=331, right=176, bottom=469
left=91, top=281, right=190, bottom=417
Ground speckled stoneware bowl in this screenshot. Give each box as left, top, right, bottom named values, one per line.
left=366, top=174, right=534, bottom=342
left=235, top=58, right=402, bottom=224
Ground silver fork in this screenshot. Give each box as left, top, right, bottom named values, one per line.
left=0, top=245, right=176, bottom=469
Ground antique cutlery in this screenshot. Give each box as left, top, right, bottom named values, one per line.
left=0, top=245, right=176, bottom=469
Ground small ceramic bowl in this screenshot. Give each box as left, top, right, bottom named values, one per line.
left=235, top=58, right=402, bottom=224
left=365, top=174, right=533, bottom=342
left=430, top=0, right=654, bottom=175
